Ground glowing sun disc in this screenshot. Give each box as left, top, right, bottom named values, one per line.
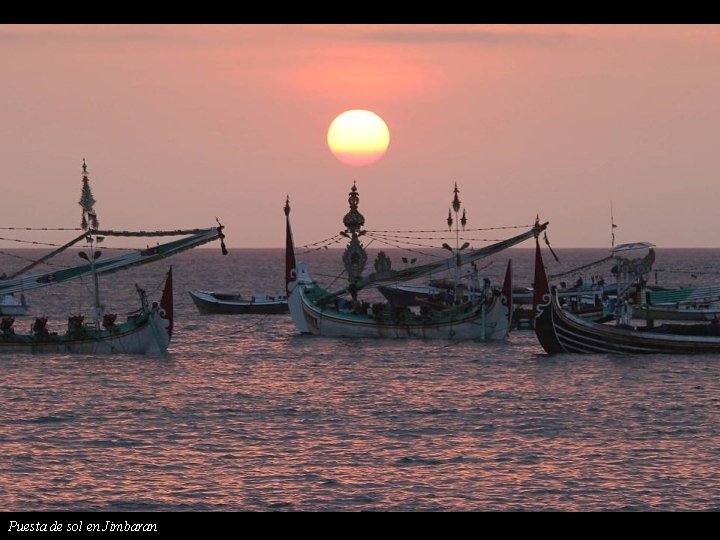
left=327, top=109, right=390, bottom=167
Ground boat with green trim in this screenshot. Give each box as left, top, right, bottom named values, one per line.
left=0, top=160, right=227, bottom=355
left=0, top=267, right=174, bottom=354
left=284, top=182, right=547, bottom=340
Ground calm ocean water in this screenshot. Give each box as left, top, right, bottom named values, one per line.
left=2, top=246, right=720, bottom=511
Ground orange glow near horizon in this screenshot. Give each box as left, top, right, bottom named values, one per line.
left=327, top=110, right=390, bottom=167
left=2, top=25, right=720, bottom=248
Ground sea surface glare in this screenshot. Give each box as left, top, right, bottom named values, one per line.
left=2, top=247, right=720, bottom=511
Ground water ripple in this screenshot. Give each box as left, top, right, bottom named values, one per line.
left=4, top=248, right=720, bottom=510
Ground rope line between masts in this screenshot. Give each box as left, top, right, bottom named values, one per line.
left=296, top=236, right=345, bottom=254
left=362, top=234, right=446, bottom=259
left=90, top=228, right=218, bottom=237
left=296, top=233, right=344, bottom=249
left=0, top=236, right=77, bottom=248
left=0, top=249, right=74, bottom=270
left=366, top=224, right=533, bottom=233
left=7, top=231, right=88, bottom=279
left=0, top=227, right=83, bottom=231
left=367, top=231, right=508, bottom=243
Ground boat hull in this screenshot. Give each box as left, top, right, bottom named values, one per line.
left=537, top=296, right=720, bottom=354
left=0, top=305, right=29, bottom=316
left=292, top=284, right=510, bottom=340
left=0, top=310, right=170, bottom=355
left=188, top=290, right=288, bottom=315
left=0, top=267, right=173, bottom=355
left=632, top=304, right=720, bottom=322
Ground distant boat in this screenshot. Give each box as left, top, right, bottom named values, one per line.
left=631, top=285, right=720, bottom=322
left=0, top=293, right=29, bottom=316
left=188, top=289, right=288, bottom=315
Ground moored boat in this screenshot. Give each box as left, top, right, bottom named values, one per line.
left=0, top=159, right=227, bottom=355
left=0, top=268, right=174, bottom=355
left=285, top=182, right=547, bottom=340
left=188, top=289, right=288, bottom=315
left=0, top=293, right=29, bottom=316
left=532, top=232, right=720, bottom=354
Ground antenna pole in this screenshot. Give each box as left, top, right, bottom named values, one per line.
left=610, top=201, right=617, bottom=248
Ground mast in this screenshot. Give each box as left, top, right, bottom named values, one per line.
left=79, top=159, right=103, bottom=326
left=610, top=201, right=617, bottom=249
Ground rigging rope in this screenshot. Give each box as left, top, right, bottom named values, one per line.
left=296, top=233, right=343, bottom=249
left=90, top=228, right=216, bottom=237
left=0, top=250, right=73, bottom=270
left=368, top=231, right=506, bottom=244
left=363, top=234, right=445, bottom=260
left=366, top=224, right=533, bottom=233
left=8, top=232, right=88, bottom=279
left=543, top=232, right=560, bottom=263
left=0, top=227, right=83, bottom=231
left=0, top=236, right=76, bottom=248
left=365, top=232, right=446, bottom=251
left=548, top=255, right=614, bottom=280
left=297, top=235, right=345, bottom=254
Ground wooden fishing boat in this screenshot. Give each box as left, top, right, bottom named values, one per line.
left=532, top=232, right=720, bottom=354
left=0, top=268, right=174, bottom=355
left=188, top=289, right=288, bottom=315
left=630, top=284, right=720, bottom=322
left=285, top=182, right=547, bottom=340
left=0, top=160, right=227, bottom=355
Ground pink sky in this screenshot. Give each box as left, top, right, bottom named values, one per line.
left=2, top=24, right=720, bottom=248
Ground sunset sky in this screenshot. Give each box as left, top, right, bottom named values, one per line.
left=2, top=24, right=720, bottom=248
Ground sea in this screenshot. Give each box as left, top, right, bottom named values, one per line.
left=2, top=246, right=720, bottom=512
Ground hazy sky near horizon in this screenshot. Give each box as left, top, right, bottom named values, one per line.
left=2, top=24, right=720, bottom=249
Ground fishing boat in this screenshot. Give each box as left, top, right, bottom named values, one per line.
left=284, top=182, right=547, bottom=340
left=0, top=160, right=227, bottom=355
left=0, top=268, right=174, bottom=354
left=629, top=284, right=720, bottom=322
left=0, top=293, right=29, bottom=316
left=188, top=289, right=288, bottom=315
left=532, top=231, right=720, bottom=354
left=632, top=302, right=720, bottom=322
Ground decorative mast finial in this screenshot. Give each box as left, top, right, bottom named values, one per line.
left=342, top=181, right=365, bottom=233
left=452, top=182, right=461, bottom=213
left=341, top=181, right=368, bottom=289
left=79, top=159, right=98, bottom=231
left=445, top=182, right=469, bottom=303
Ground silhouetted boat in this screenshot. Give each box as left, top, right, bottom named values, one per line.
left=0, top=160, right=227, bottom=355
left=285, top=182, right=547, bottom=340
left=188, top=289, right=288, bottom=314
left=532, top=231, right=720, bottom=354
left=0, top=268, right=174, bottom=355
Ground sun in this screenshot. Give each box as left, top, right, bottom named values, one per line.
left=327, top=109, right=390, bottom=167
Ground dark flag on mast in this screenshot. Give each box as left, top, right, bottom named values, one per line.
left=284, top=196, right=297, bottom=295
